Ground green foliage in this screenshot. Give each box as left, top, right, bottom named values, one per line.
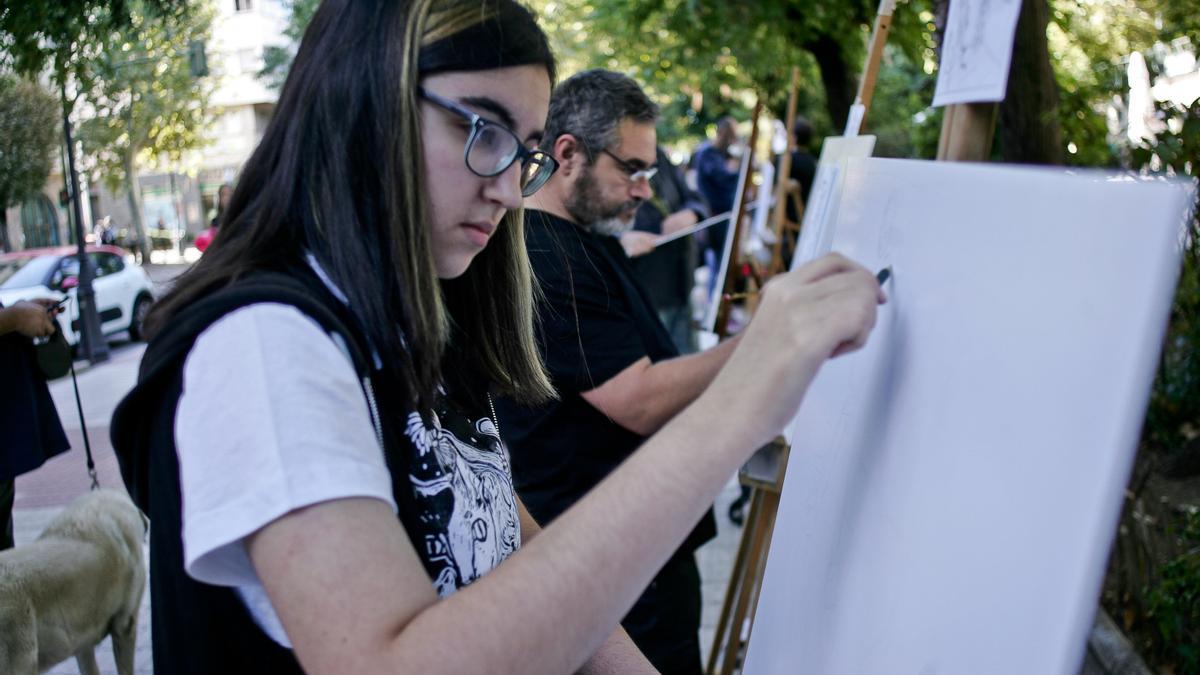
left=0, top=76, right=58, bottom=212
left=1137, top=98, right=1200, bottom=455
left=1151, top=0, right=1200, bottom=46
left=74, top=0, right=214, bottom=193
left=1145, top=509, right=1200, bottom=672
left=1121, top=93, right=1200, bottom=675
left=531, top=0, right=935, bottom=146
left=0, top=0, right=184, bottom=82
left=258, top=0, right=321, bottom=90
left=865, top=45, right=940, bottom=159
left=1047, top=1, right=1157, bottom=167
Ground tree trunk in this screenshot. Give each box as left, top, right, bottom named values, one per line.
left=804, top=33, right=856, bottom=133
left=999, top=0, right=1063, bottom=165
left=0, top=209, right=10, bottom=252
left=123, top=150, right=152, bottom=262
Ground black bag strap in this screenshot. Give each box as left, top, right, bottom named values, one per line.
left=140, top=273, right=372, bottom=383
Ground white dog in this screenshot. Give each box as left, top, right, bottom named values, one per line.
left=0, top=489, right=147, bottom=675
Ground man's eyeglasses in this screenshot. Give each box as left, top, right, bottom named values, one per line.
left=600, top=148, right=658, bottom=184
left=419, top=88, right=558, bottom=197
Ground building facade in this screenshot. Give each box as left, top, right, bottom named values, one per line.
left=3, top=0, right=286, bottom=254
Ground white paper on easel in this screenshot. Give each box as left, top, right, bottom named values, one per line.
left=752, top=161, right=774, bottom=241
left=932, top=0, right=1023, bottom=106
left=748, top=158, right=1196, bottom=675
left=790, top=135, right=877, bottom=271
left=843, top=103, right=866, bottom=138
left=703, top=146, right=754, bottom=332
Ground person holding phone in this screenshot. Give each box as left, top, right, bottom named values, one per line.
left=110, top=1, right=885, bottom=673
left=0, top=298, right=70, bottom=550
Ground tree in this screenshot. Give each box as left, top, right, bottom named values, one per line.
left=258, top=0, right=321, bottom=90
left=0, top=76, right=59, bottom=252
left=73, top=1, right=214, bottom=262
left=0, top=0, right=185, bottom=88
left=998, top=0, right=1064, bottom=164
left=530, top=0, right=935, bottom=144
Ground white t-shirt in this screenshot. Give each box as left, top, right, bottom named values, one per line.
left=175, top=303, right=395, bottom=646
left=174, top=300, right=523, bottom=647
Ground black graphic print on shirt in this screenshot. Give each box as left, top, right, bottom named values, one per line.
left=403, top=401, right=521, bottom=597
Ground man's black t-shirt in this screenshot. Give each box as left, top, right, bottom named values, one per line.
left=495, top=210, right=716, bottom=556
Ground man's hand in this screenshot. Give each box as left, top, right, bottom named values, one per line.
left=619, top=231, right=658, bottom=259
left=661, top=209, right=698, bottom=236
left=1, top=300, right=58, bottom=338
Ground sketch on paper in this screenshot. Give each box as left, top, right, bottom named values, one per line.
left=932, top=0, right=1023, bottom=107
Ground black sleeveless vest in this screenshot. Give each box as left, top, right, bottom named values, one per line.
left=111, top=271, right=418, bottom=674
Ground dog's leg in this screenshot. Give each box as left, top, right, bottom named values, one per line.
left=74, top=647, right=101, bottom=675
left=111, top=614, right=138, bottom=675
left=0, top=641, right=39, bottom=675
left=0, top=601, right=39, bottom=675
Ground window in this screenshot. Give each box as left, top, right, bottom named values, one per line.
left=96, top=253, right=125, bottom=276
left=234, top=0, right=253, bottom=11
left=238, top=48, right=260, bottom=74
left=87, top=254, right=111, bottom=279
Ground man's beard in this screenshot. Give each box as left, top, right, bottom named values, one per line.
left=565, top=166, right=642, bottom=237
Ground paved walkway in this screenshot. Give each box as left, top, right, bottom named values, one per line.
left=12, top=339, right=746, bottom=674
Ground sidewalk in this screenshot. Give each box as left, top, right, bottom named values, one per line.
left=11, top=341, right=746, bottom=674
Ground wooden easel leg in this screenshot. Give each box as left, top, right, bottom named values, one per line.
left=705, top=487, right=753, bottom=672
left=742, top=491, right=782, bottom=640
left=719, top=488, right=769, bottom=675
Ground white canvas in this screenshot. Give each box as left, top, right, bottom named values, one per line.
left=746, top=158, right=1196, bottom=675
left=932, top=0, right=1023, bottom=106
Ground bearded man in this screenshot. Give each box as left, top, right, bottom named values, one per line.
left=494, top=69, right=743, bottom=675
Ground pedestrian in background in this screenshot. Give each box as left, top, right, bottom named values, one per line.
left=694, top=116, right=741, bottom=278
left=623, top=145, right=710, bottom=354
left=0, top=299, right=70, bottom=550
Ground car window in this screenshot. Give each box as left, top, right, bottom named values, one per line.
left=0, top=255, right=59, bottom=290
left=97, top=252, right=124, bottom=276
left=88, top=253, right=109, bottom=279
left=59, top=256, right=81, bottom=279
left=52, top=255, right=98, bottom=290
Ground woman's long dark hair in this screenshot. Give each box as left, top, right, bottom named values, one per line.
left=148, top=0, right=557, bottom=414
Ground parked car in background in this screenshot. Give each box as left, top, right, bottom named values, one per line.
left=0, top=246, right=155, bottom=347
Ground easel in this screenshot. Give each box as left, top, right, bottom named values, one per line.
left=705, top=2, right=899, bottom=673
left=937, top=101, right=998, bottom=161
left=767, top=67, right=805, bottom=277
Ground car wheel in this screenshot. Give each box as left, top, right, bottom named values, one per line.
left=129, top=295, right=153, bottom=341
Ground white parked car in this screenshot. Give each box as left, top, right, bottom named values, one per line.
left=0, top=245, right=156, bottom=347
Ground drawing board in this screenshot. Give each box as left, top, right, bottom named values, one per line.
left=790, top=136, right=877, bottom=271
left=703, top=146, right=755, bottom=332
left=748, top=158, right=1196, bottom=675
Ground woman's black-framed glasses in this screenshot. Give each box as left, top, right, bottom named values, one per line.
left=419, top=88, right=558, bottom=197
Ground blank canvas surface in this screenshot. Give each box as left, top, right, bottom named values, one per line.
left=746, top=159, right=1194, bottom=675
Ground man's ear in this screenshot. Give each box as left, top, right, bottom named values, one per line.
left=552, top=134, right=584, bottom=177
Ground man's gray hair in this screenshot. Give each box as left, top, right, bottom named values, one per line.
left=543, top=69, right=658, bottom=161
